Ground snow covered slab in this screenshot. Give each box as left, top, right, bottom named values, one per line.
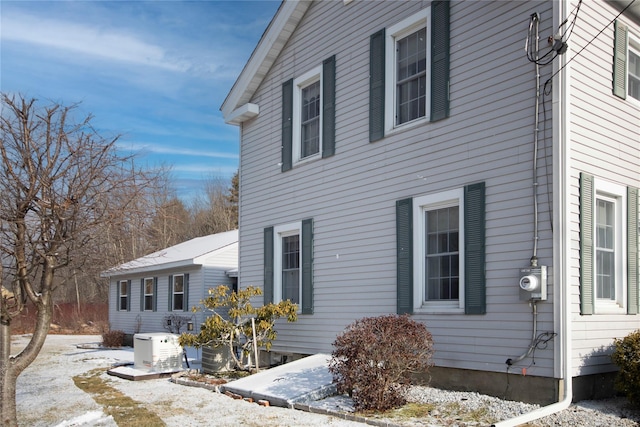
left=107, top=365, right=182, bottom=381
left=221, top=354, right=337, bottom=408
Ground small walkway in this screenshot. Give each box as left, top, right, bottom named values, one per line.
left=220, top=353, right=338, bottom=407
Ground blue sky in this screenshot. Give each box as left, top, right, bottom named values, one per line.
left=1, top=0, right=281, bottom=202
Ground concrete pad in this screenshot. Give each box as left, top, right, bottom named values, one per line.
left=221, top=353, right=337, bottom=408
left=107, top=365, right=182, bottom=381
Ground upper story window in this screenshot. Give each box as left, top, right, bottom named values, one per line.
left=613, top=20, right=640, bottom=102
left=281, top=57, right=336, bottom=172
left=293, top=67, right=322, bottom=162
left=370, top=2, right=449, bottom=142
left=387, top=9, right=430, bottom=129
left=629, top=37, right=639, bottom=101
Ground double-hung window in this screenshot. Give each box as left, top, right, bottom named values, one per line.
left=294, top=68, right=322, bottom=161
left=629, top=37, right=639, bottom=101
left=142, top=277, right=155, bottom=312
left=613, top=20, right=640, bottom=102
left=275, top=224, right=302, bottom=305
left=397, top=183, right=485, bottom=315
left=580, top=173, right=639, bottom=315
left=264, top=219, right=314, bottom=313
left=369, top=1, right=449, bottom=141
left=169, top=274, right=189, bottom=312
left=387, top=9, right=430, bottom=129
left=118, top=280, right=129, bottom=311
left=580, top=173, right=640, bottom=314
left=281, top=56, right=336, bottom=171
left=413, top=189, right=464, bottom=312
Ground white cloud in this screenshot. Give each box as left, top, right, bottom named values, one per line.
left=2, top=12, right=189, bottom=72
left=119, top=142, right=238, bottom=160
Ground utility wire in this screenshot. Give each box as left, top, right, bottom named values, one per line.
left=547, top=0, right=637, bottom=84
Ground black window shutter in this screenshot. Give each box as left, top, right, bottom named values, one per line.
left=116, top=281, right=121, bottom=311
left=183, top=274, right=190, bottom=312
left=580, top=173, right=594, bottom=315
left=126, top=280, right=131, bottom=312
left=153, top=277, right=158, bottom=312
left=140, top=278, right=144, bottom=311
left=431, top=0, right=450, bottom=122
left=168, top=275, right=173, bottom=311
left=369, top=28, right=385, bottom=142
left=322, top=56, right=336, bottom=158
left=628, top=186, right=639, bottom=314
left=464, top=182, right=486, bottom=314
left=613, top=20, right=628, bottom=99
left=301, top=218, right=314, bottom=314
left=396, top=198, right=413, bottom=314
left=282, top=79, right=293, bottom=171
left=264, top=227, right=274, bottom=305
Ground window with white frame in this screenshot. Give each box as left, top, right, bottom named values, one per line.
left=119, top=280, right=128, bottom=311
left=386, top=8, right=430, bottom=132
left=594, top=179, right=627, bottom=312
left=293, top=67, right=322, bottom=162
left=172, top=274, right=185, bottom=311
left=629, top=36, right=639, bottom=101
left=413, top=188, right=464, bottom=312
left=143, top=277, right=154, bottom=311
left=274, top=222, right=302, bottom=305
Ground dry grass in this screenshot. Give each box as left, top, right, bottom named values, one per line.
left=73, top=368, right=166, bottom=426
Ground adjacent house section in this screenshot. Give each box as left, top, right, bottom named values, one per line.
left=221, top=0, right=640, bottom=406
left=101, top=230, right=238, bottom=336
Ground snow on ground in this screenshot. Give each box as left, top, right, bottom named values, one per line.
left=13, top=334, right=364, bottom=427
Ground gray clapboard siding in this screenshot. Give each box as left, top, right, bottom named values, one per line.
left=238, top=0, right=559, bottom=374
left=567, top=0, right=640, bottom=376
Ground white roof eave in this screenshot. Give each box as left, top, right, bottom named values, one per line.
left=220, top=0, right=312, bottom=124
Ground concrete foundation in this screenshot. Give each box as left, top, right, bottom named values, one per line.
left=414, top=366, right=619, bottom=405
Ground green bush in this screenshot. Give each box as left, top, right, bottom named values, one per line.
left=612, top=330, right=640, bottom=407
left=101, top=329, right=125, bottom=348
left=329, top=314, right=434, bottom=411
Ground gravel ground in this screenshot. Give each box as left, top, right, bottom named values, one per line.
left=12, top=334, right=640, bottom=426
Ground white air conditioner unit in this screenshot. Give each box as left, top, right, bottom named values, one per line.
left=133, top=333, right=183, bottom=372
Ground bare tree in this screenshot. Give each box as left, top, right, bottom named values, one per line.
left=0, top=94, right=156, bottom=426
left=188, top=173, right=238, bottom=238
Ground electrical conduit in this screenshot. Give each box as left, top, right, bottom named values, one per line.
left=493, top=2, right=573, bottom=424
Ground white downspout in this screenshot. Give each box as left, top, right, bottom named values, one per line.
left=493, top=1, right=573, bottom=425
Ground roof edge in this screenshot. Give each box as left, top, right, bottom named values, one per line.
left=221, top=0, right=312, bottom=120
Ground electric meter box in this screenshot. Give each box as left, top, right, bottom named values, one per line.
left=133, top=333, right=183, bottom=372
left=519, top=265, right=547, bottom=301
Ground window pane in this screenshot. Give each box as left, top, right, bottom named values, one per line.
left=425, top=206, right=459, bottom=301
left=282, top=234, right=300, bottom=304
left=144, top=295, right=153, bottom=311
left=145, top=279, right=153, bottom=295
left=120, top=282, right=128, bottom=296
left=301, top=81, right=320, bottom=158
left=174, top=276, right=184, bottom=293
left=595, top=198, right=616, bottom=301
left=396, top=27, right=426, bottom=125
left=173, top=294, right=183, bottom=311
left=629, top=49, right=640, bottom=101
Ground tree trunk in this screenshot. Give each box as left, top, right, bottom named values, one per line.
left=0, top=298, right=52, bottom=426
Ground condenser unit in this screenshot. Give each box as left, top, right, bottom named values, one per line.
left=133, top=333, right=183, bottom=372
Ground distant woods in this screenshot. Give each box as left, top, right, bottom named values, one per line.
left=0, top=93, right=238, bottom=309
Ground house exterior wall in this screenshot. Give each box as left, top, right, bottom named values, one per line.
left=567, top=0, right=640, bottom=377
left=238, top=0, right=560, bottom=378
left=107, top=249, right=237, bottom=335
